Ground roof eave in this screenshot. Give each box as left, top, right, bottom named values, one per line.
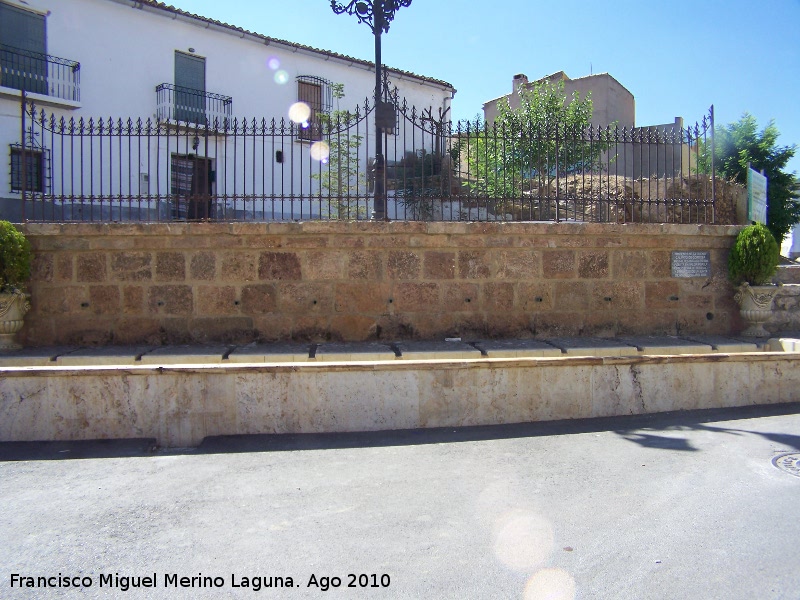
left=117, top=0, right=455, bottom=92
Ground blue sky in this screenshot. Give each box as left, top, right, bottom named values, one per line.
left=170, top=0, right=799, bottom=175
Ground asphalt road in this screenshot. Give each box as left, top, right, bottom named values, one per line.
left=2, top=403, right=800, bottom=600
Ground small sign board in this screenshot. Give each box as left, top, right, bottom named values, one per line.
left=671, top=251, right=711, bottom=278
left=375, top=101, right=397, bottom=130
left=747, top=167, right=768, bottom=224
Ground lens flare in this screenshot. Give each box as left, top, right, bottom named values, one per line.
left=310, top=141, right=330, bottom=162
left=524, top=569, right=576, bottom=600
left=274, top=70, right=289, bottom=85
left=492, top=509, right=554, bottom=571
left=267, top=57, right=280, bottom=70
left=288, top=102, right=311, bottom=124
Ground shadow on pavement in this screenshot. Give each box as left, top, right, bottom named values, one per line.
left=614, top=404, right=800, bottom=453
left=197, top=402, right=800, bottom=456
left=0, top=438, right=157, bottom=462
left=1, top=402, right=798, bottom=461
left=614, top=432, right=699, bottom=451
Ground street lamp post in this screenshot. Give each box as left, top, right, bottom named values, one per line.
left=330, top=0, right=411, bottom=221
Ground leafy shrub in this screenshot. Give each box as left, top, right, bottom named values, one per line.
left=728, top=223, right=779, bottom=285
left=0, top=221, right=32, bottom=293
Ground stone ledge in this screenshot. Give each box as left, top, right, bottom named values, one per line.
left=1, top=348, right=797, bottom=377
left=20, top=221, right=743, bottom=238
left=774, top=265, right=800, bottom=285
left=1, top=350, right=798, bottom=447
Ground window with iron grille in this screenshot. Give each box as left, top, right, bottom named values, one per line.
left=296, top=76, right=332, bottom=141
left=10, top=145, right=47, bottom=193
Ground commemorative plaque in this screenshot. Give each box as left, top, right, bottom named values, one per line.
left=671, top=251, right=711, bottom=278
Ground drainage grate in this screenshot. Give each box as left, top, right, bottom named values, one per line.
left=772, top=453, right=800, bottom=478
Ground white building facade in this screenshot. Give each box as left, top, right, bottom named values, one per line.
left=0, top=0, right=455, bottom=221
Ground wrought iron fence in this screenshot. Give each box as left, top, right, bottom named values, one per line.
left=13, top=97, right=715, bottom=223
left=0, top=44, right=80, bottom=102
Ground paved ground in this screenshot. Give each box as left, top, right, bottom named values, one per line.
left=1, top=403, right=799, bottom=599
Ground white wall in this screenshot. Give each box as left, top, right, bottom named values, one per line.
left=0, top=0, right=454, bottom=217
left=786, top=225, right=799, bottom=260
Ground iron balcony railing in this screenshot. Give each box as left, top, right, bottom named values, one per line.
left=0, top=43, right=80, bottom=102
left=155, top=83, right=233, bottom=126
left=15, top=98, right=717, bottom=224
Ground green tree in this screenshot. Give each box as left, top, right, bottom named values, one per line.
left=463, top=79, right=607, bottom=199
left=701, top=113, right=800, bottom=243
left=312, top=83, right=368, bottom=219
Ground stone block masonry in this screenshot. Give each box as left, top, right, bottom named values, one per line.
left=20, top=222, right=745, bottom=346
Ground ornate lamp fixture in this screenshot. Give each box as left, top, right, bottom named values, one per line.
left=330, top=0, right=412, bottom=33
left=330, top=0, right=412, bottom=220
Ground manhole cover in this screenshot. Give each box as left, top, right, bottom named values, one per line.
left=772, top=453, right=800, bottom=477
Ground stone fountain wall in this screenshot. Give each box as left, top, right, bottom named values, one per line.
left=19, top=221, right=745, bottom=346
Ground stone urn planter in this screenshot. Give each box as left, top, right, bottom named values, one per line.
left=0, top=220, right=32, bottom=351
left=728, top=223, right=780, bottom=338
left=0, top=290, right=31, bottom=350
left=734, top=282, right=779, bottom=337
